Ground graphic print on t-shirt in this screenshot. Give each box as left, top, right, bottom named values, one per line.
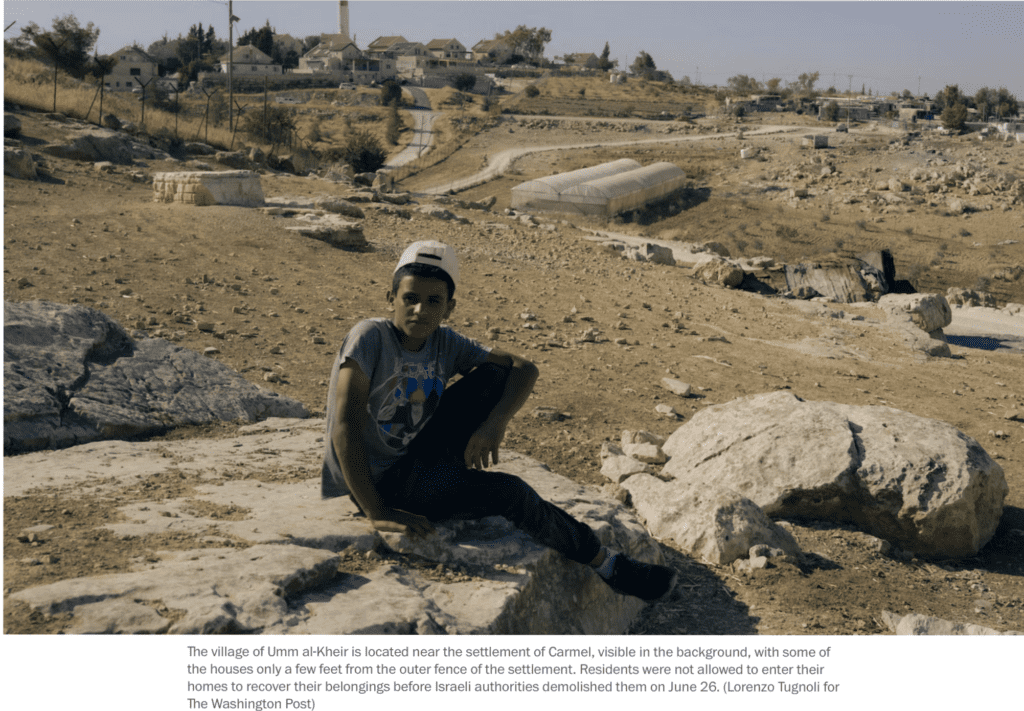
left=372, top=357, right=444, bottom=450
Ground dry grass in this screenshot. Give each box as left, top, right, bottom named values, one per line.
left=4, top=56, right=411, bottom=156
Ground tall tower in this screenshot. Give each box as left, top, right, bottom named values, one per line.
left=338, top=1, right=350, bottom=41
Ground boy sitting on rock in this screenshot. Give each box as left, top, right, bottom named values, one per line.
left=322, top=240, right=675, bottom=601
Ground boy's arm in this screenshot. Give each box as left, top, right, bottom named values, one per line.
left=463, top=349, right=539, bottom=470
left=332, top=361, right=434, bottom=537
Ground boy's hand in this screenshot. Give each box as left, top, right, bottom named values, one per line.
left=465, top=422, right=505, bottom=470
left=370, top=508, right=435, bottom=538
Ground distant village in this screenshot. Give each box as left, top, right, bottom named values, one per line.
left=101, top=1, right=568, bottom=96
left=96, top=1, right=1020, bottom=134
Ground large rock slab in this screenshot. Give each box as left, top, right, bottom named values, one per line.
left=880, top=611, right=1021, bottom=636
left=625, top=392, right=1006, bottom=562
left=152, top=170, right=264, bottom=207
left=9, top=544, right=341, bottom=634
left=40, top=128, right=134, bottom=165
left=4, top=147, right=37, bottom=180
left=3, top=301, right=307, bottom=454
left=878, top=293, right=953, bottom=333
left=283, top=213, right=367, bottom=249
left=877, top=293, right=953, bottom=358
left=784, top=257, right=886, bottom=303
left=5, top=420, right=661, bottom=635
left=692, top=256, right=744, bottom=288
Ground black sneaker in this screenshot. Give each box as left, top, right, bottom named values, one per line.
left=602, top=555, right=677, bottom=601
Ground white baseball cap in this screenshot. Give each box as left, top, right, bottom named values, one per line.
left=394, top=240, right=459, bottom=288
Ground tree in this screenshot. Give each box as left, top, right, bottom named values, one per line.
left=630, top=50, right=657, bottom=79
left=451, top=72, right=476, bottom=93
left=902, top=89, right=913, bottom=99
left=993, top=86, right=1019, bottom=119
left=766, top=77, right=782, bottom=93
left=303, top=35, right=321, bottom=52
left=379, top=78, right=402, bottom=107
left=974, top=86, right=1018, bottom=120
left=495, top=26, right=551, bottom=63
left=147, top=35, right=183, bottom=76
left=20, top=14, right=100, bottom=79
left=524, top=84, right=540, bottom=98
left=933, top=84, right=963, bottom=112
left=597, top=41, right=615, bottom=71
left=796, top=71, right=819, bottom=94
left=823, top=100, right=840, bottom=122
left=384, top=102, right=401, bottom=146
left=238, top=21, right=274, bottom=58
left=727, top=74, right=761, bottom=94
left=941, top=102, right=968, bottom=132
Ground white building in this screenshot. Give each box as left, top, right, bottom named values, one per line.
left=105, top=45, right=159, bottom=91
left=219, top=45, right=282, bottom=76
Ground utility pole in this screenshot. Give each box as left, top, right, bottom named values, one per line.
left=847, top=74, right=853, bottom=129
left=229, top=1, right=239, bottom=132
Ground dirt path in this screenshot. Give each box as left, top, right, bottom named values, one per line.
left=419, top=122, right=806, bottom=194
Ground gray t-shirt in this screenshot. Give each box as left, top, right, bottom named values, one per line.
left=321, top=318, right=492, bottom=498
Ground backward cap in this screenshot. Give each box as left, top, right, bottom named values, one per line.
left=394, top=240, right=459, bottom=287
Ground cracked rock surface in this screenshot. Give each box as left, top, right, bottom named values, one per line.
left=6, top=419, right=658, bottom=635
left=3, top=301, right=308, bottom=454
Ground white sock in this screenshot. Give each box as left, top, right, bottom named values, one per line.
left=593, top=548, right=617, bottom=579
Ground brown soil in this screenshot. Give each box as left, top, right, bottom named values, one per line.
left=4, top=102, right=1023, bottom=636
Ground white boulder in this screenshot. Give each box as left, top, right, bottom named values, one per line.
left=625, top=392, right=1007, bottom=562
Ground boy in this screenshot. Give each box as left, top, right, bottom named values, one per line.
left=322, top=240, right=676, bottom=602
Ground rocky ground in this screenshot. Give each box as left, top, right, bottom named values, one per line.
left=4, top=106, right=1024, bottom=635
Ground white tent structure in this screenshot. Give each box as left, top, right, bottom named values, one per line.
left=510, top=159, right=686, bottom=216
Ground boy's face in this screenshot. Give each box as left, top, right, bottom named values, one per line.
left=388, top=275, right=456, bottom=349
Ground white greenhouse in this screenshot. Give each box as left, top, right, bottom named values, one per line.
left=510, top=159, right=686, bottom=216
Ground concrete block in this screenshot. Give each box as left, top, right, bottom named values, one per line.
left=152, top=170, right=264, bottom=207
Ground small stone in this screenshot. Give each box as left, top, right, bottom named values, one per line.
left=655, top=404, right=680, bottom=419
left=660, top=377, right=692, bottom=397
left=600, top=455, right=650, bottom=483
left=203, top=347, right=220, bottom=356
left=623, top=442, right=667, bottom=464
left=532, top=407, right=567, bottom=422
left=621, top=430, right=667, bottom=447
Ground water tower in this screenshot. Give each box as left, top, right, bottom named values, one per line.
left=338, top=1, right=350, bottom=41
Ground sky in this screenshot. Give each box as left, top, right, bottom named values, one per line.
left=3, top=1, right=1023, bottom=99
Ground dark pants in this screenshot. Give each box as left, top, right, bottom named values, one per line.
left=375, top=363, right=602, bottom=566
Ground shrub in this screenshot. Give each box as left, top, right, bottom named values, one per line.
left=242, top=104, right=296, bottom=146
left=451, top=73, right=476, bottom=93
left=326, top=129, right=387, bottom=173
left=524, top=84, right=540, bottom=98
left=775, top=225, right=798, bottom=240
left=379, top=79, right=402, bottom=107
left=823, top=100, right=840, bottom=122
